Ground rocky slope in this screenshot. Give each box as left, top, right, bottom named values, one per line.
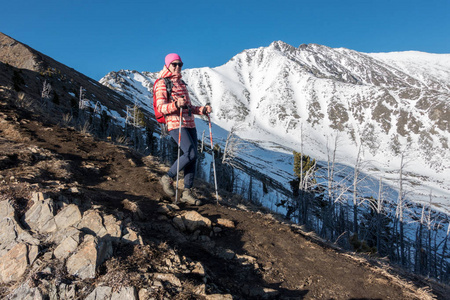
left=0, top=32, right=157, bottom=132
left=1, top=88, right=448, bottom=299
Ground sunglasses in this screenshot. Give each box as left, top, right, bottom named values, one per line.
left=171, top=62, right=183, bottom=68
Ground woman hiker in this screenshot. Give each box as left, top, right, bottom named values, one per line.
left=154, top=53, right=212, bottom=205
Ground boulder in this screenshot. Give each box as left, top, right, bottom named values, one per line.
left=0, top=243, right=33, bottom=283
left=77, top=210, right=122, bottom=242
left=103, top=214, right=122, bottom=240
left=23, top=198, right=57, bottom=233
left=66, top=235, right=111, bottom=279
left=77, top=210, right=107, bottom=237
left=0, top=199, right=15, bottom=219
left=53, top=204, right=82, bottom=230
left=0, top=216, right=39, bottom=256
left=49, top=226, right=80, bottom=244
left=53, top=230, right=81, bottom=260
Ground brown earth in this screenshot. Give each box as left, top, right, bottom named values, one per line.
left=1, top=100, right=449, bottom=299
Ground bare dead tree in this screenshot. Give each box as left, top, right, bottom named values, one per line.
left=41, top=80, right=52, bottom=109
left=222, top=124, right=251, bottom=169
left=440, top=221, right=450, bottom=280
left=321, top=132, right=353, bottom=240
left=375, top=177, right=386, bottom=253
left=326, top=133, right=340, bottom=205
left=395, top=153, right=409, bottom=266
left=296, top=124, right=317, bottom=225
left=415, top=200, right=426, bottom=274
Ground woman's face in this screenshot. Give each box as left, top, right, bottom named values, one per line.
left=169, top=60, right=183, bottom=75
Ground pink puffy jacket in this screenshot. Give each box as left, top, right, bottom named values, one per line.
left=154, top=66, right=206, bottom=132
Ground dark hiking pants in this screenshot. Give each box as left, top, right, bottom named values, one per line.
left=167, top=127, right=198, bottom=189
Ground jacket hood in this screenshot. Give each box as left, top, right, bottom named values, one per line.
left=158, top=65, right=182, bottom=79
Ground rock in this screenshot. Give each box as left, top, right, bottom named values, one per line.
left=205, top=294, right=234, bottom=300
left=235, top=254, right=257, bottom=265
left=213, top=227, right=223, bottom=234
left=138, top=288, right=151, bottom=300
left=0, top=218, right=19, bottom=256
left=68, top=187, right=80, bottom=194
left=85, top=286, right=112, bottom=300
left=31, top=191, right=46, bottom=202
left=53, top=204, right=82, bottom=230
left=191, top=262, right=206, bottom=277
left=243, top=285, right=279, bottom=299
left=0, top=199, right=16, bottom=219
left=262, top=287, right=280, bottom=299
left=23, top=198, right=57, bottom=233
left=216, top=248, right=235, bottom=260
left=154, top=273, right=182, bottom=287
left=122, top=227, right=143, bottom=245
left=198, top=235, right=211, bottom=242
left=58, top=283, right=77, bottom=299
left=77, top=210, right=107, bottom=237
left=122, top=199, right=144, bottom=220
left=53, top=230, right=81, bottom=260
left=49, top=226, right=80, bottom=244
left=157, top=204, right=172, bottom=214
left=103, top=214, right=122, bottom=240
left=97, top=238, right=114, bottom=268
left=7, top=281, right=44, bottom=300
left=128, top=158, right=137, bottom=167
left=0, top=243, right=29, bottom=283
left=111, top=286, right=138, bottom=300
left=181, top=211, right=212, bottom=232
left=172, top=215, right=186, bottom=232
left=193, top=283, right=206, bottom=296
left=0, top=216, right=39, bottom=256
left=66, top=235, right=111, bottom=279
left=28, top=244, right=39, bottom=264
left=217, top=218, right=235, bottom=228
left=77, top=210, right=122, bottom=242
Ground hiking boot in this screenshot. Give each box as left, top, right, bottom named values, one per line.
left=180, top=188, right=202, bottom=206
left=160, top=175, right=175, bottom=197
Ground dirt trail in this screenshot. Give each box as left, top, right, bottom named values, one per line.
left=1, top=100, right=448, bottom=299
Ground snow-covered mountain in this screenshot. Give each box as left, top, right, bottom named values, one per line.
left=100, top=41, right=450, bottom=213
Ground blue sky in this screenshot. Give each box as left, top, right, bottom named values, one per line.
left=2, top=0, right=449, bottom=80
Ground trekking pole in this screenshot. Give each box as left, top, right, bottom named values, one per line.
left=207, top=114, right=219, bottom=204
left=175, top=106, right=183, bottom=204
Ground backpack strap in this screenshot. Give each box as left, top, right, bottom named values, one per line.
left=163, top=77, right=173, bottom=101
left=153, top=78, right=173, bottom=101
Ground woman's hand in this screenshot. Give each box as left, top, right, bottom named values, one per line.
left=203, top=105, right=212, bottom=114
left=176, top=96, right=186, bottom=108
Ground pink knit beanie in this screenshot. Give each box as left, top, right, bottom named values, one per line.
left=165, top=53, right=182, bottom=68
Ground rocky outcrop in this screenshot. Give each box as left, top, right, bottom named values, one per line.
left=0, top=191, right=246, bottom=299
